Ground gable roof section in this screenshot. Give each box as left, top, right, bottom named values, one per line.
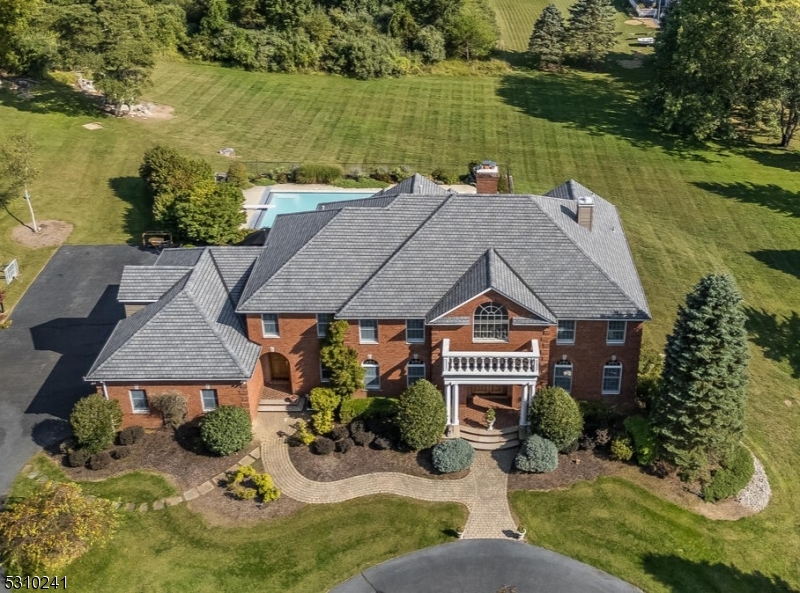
left=237, top=194, right=449, bottom=313
left=426, top=249, right=556, bottom=323
left=315, top=174, right=449, bottom=212
left=118, top=266, right=191, bottom=303
left=86, top=249, right=260, bottom=382
left=544, top=179, right=597, bottom=202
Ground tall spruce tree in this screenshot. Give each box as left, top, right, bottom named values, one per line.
left=528, top=4, right=566, bottom=71
left=566, top=0, right=617, bottom=67
left=320, top=320, right=365, bottom=399
left=652, top=274, right=750, bottom=474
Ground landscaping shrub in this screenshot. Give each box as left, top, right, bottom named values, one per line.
left=579, top=435, right=596, bottom=451
left=349, top=419, right=367, bottom=436
left=312, top=436, right=336, bottom=455
left=610, top=437, right=634, bottom=462
left=396, top=380, right=447, bottom=450
left=649, top=459, right=674, bottom=479
left=515, top=435, right=558, bottom=473
left=329, top=424, right=350, bottom=441
left=312, top=410, right=335, bottom=435
left=251, top=473, right=281, bottom=502
left=149, top=393, right=188, bottom=429
left=594, top=428, right=611, bottom=447
left=226, top=162, right=250, bottom=188
left=352, top=430, right=374, bottom=447
left=294, top=163, right=343, bottom=184
left=88, top=451, right=113, bottom=470
left=339, top=396, right=397, bottom=424
left=309, top=387, right=341, bottom=434
left=372, top=437, right=393, bottom=450
left=229, top=484, right=257, bottom=500
left=529, top=386, right=584, bottom=451
left=561, top=439, right=579, bottom=454
left=67, top=448, right=91, bottom=468
left=430, top=167, right=460, bottom=184
left=432, top=438, right=475, bottom=473
left=200, top=406, right=253, bottom=456
left=227, top=465, right=256, bottom=485
left=623, top=415, right=657, bottom=466
left=579, top=400, right=615, bottom=429
left=70, top=394, right=124, bottom=454
left=118, top=425, right=145, bottom=446
left=701, top=444, right=754, bottom=502
left=336, top=437, right=354, bottom=453
left=289, top=420, right=315, bottom=446
left=112, top=447, right=130, bottom=460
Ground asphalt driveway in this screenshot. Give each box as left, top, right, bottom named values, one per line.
left=330, top=539, right=641, bottom=593
left=0, top=245, right=155, bottom=496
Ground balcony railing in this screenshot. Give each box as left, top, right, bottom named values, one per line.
left=441, top=339, right=540, bottom=378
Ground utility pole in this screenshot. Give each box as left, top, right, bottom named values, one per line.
left=23, top=183, right=39, bottom=233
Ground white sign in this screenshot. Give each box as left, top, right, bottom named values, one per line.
left=3, top=259, right=19, bottom=285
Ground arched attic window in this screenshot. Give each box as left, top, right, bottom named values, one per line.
left=473, top=302, right=509, bottom=342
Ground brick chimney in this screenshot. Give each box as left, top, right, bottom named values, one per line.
left=577, top=195, right=594, bottom=230
left=474, top=160, right=499, bottom=193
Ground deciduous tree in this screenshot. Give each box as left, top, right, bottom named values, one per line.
left=652, top=274, right=749, bottom=475
left=528, top=3, right=566, bottom=71
left=173, top=181, right=246, bottom=244
left=443, top=0, right=498, bottom=60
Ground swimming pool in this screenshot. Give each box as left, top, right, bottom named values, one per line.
left=254, top=190, right=379, bottom=228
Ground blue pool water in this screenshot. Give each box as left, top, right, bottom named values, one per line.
left=255, top=190, right=378, bottom=228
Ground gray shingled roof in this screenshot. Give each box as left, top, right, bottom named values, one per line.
left=425, top=249, right=555, bottom=323
left=316, top=174, right=449, bottom=212
left=240, top=183, right=650, bottom=320
left=86, top=248, right=261, bottom=382
left=118, top=266, right=191, bottom=303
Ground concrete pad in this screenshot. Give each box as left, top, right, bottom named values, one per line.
left=152, top=500, right=165, bottom=510
left=239, top=454, right=256, bottom=466
left=183, top=488, right=200, bottom=501
left=124, top=503, right=136, bottom=512
left=249, top=447, right=261, bottom=459
left=166, top=496, right=183, bottom=506
left=138, top=503, right=148, bottom=512
left=227, top=464, right=241, bottom=473
left=197, top=481, right=215, bottom=495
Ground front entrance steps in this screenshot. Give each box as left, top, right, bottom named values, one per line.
left=456, top=424, right=521, bottom=451
left=257, top=384, right=305, bottom=412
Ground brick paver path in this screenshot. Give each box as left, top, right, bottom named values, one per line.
left=256, top=414, right=519, bottom=539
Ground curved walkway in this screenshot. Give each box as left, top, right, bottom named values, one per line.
left=256, top=413, right=518, bottom=539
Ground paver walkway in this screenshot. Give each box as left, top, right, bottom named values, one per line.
left=256, top=414, right=519, bottom=539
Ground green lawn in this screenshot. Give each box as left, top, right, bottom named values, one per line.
left=1, top=6, right=800, bottom=588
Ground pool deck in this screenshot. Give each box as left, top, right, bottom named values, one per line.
left=241, top=182, right=477, bottom=228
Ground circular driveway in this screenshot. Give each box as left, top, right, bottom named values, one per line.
left=330, top=539, right=641, bottom=593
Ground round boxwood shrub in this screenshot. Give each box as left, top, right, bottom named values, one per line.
left=515, top=435, right=558, bottom=473
left=112, top=446, right=131, bottom=460
left=529, top=386, right=584, bottom=452
left=329, top=425, right=350, bottom=441
left=610, top=437, right=634, bottom=462
left=67, top=448, right=91, bottom=468
left=432, top=438, right=475, bottom=473
left=88, top=451, right=113, bottom=471
left=336, top=437, right=354, bottom=453
left=312, top=436, right=336, bottom=455
left=701, top=444, right=754, bottom=502
left=352, top=430, right=374, bottom=447
left=118, top=426, right=144, bottom=446
left=70, top=394, right=124, bottom=454
left=200, top=406, right=253, bottom=456
left=396, top=380, right=446, bottom=451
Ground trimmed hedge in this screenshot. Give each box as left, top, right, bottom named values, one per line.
left=431, top=439, right=474, bottom=473
left=200, top=406, right=253, bottom=456
left=294, top=163, right=343, bottom=184
left=515, top=435, right=558, bottom=473
left=339, top=397, right=397, bottom=424
left=396, top=380, right=446, bottom=451
left=623, top=415, right=657, bottom=466
left=529, top=387, right=584, bottom=451
left=70, top=394, right=124, bottom=454
left=702, top=444, right=754, bottom=502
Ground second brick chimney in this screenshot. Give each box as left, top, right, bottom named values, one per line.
left=474, top=160, right=499, bottom=193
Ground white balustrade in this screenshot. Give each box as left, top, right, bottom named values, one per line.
left=441, top=339, right=540, bottom=378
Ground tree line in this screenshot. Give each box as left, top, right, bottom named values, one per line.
left=0, top=0, right=499, bottom=102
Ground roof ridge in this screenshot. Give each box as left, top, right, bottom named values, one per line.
left=337, top=194, right=455, bottom=316
left=530, top=196, right=645, bottom=315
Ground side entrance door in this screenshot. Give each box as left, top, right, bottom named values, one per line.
left=269, top=353, right=291, bottom=381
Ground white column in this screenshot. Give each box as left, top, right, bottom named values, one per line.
left=451, top=383, right=460, bottom=425
left=445, top=383, right=452, bottom=426
left=519, top=384, right=529, bottom=426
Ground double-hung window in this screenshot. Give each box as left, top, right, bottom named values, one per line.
left=407, top=361, right=425, bottom=386
left=201, top=389, right=219, bottom=411
left=406, top=319, right=425, bottom=343
left=261, top=314, right=279, bottom=337
left=557, top=320, right=575, bottom=344
left=362, top=360, right=380, bottom=391
left=129, top=389, right=149, bottom=413
left=317, top=313, right=333, bottom=338
left=602, top=362, right=622, bottom=395
left=606, top=320, right=626, bottom=344
left=359, top=319, right=378, bottom=343
left=553, top=361, right=573, bottom=393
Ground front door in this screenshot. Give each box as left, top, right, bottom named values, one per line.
left=269, top=353, right=290, bottom=381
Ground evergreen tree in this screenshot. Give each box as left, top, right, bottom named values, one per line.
left=652, top=274, right=750, bottom=475
left=566, top=0, right=617, bottom=67
left=528, top=4, right=566, bottom=71
left=320, top=320, right=365, bottom=399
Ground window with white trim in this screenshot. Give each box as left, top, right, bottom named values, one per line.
left=406, top=319, right=425, bottom=343
left=553, top=361, right=573, bottom=393
left=320, top=363, right=331, bottom=383
left=317, top=313, right=334, bottom=338
left=362, top=360, right=380, bottom=391
left=606, top=320, right=626, bottom=344
left=129, top=389, right=149, bottom=413
left=557, top=320, right=575, bottom=344
left=359, top=319, right=378, bottom=343
left=407, top=361, right=425, bottom=386
left=473, top=302, right=509, bottom=341
left=261, top=314, right=279, bottom=337
left=602, top=362, right=622, bottom=395
left=201, top=389, right=219, bottom=411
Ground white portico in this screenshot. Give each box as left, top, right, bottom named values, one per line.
left=441, top=338, right=540, bottom=432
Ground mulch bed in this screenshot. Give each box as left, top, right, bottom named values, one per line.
left=288, top=443, right=469, bottom=482
left=54, top=423, right=257, bottom=492
left=507, top=449, right=617, bottom=491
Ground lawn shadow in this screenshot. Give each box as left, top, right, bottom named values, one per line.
left=736, top=147, right=800, bottom=173
left=109, top=176, right=155, bottom=244
left=642, top=554, right=799, bottom=593
left=0, top=79, right=101, bottom=118
left=693, top=181, right=800, bottom=218
left=745, top=307, right=800, bottom=379
left=495, top=71, right=712, bottom=161
left=749, top=250, right=800, bottom=281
